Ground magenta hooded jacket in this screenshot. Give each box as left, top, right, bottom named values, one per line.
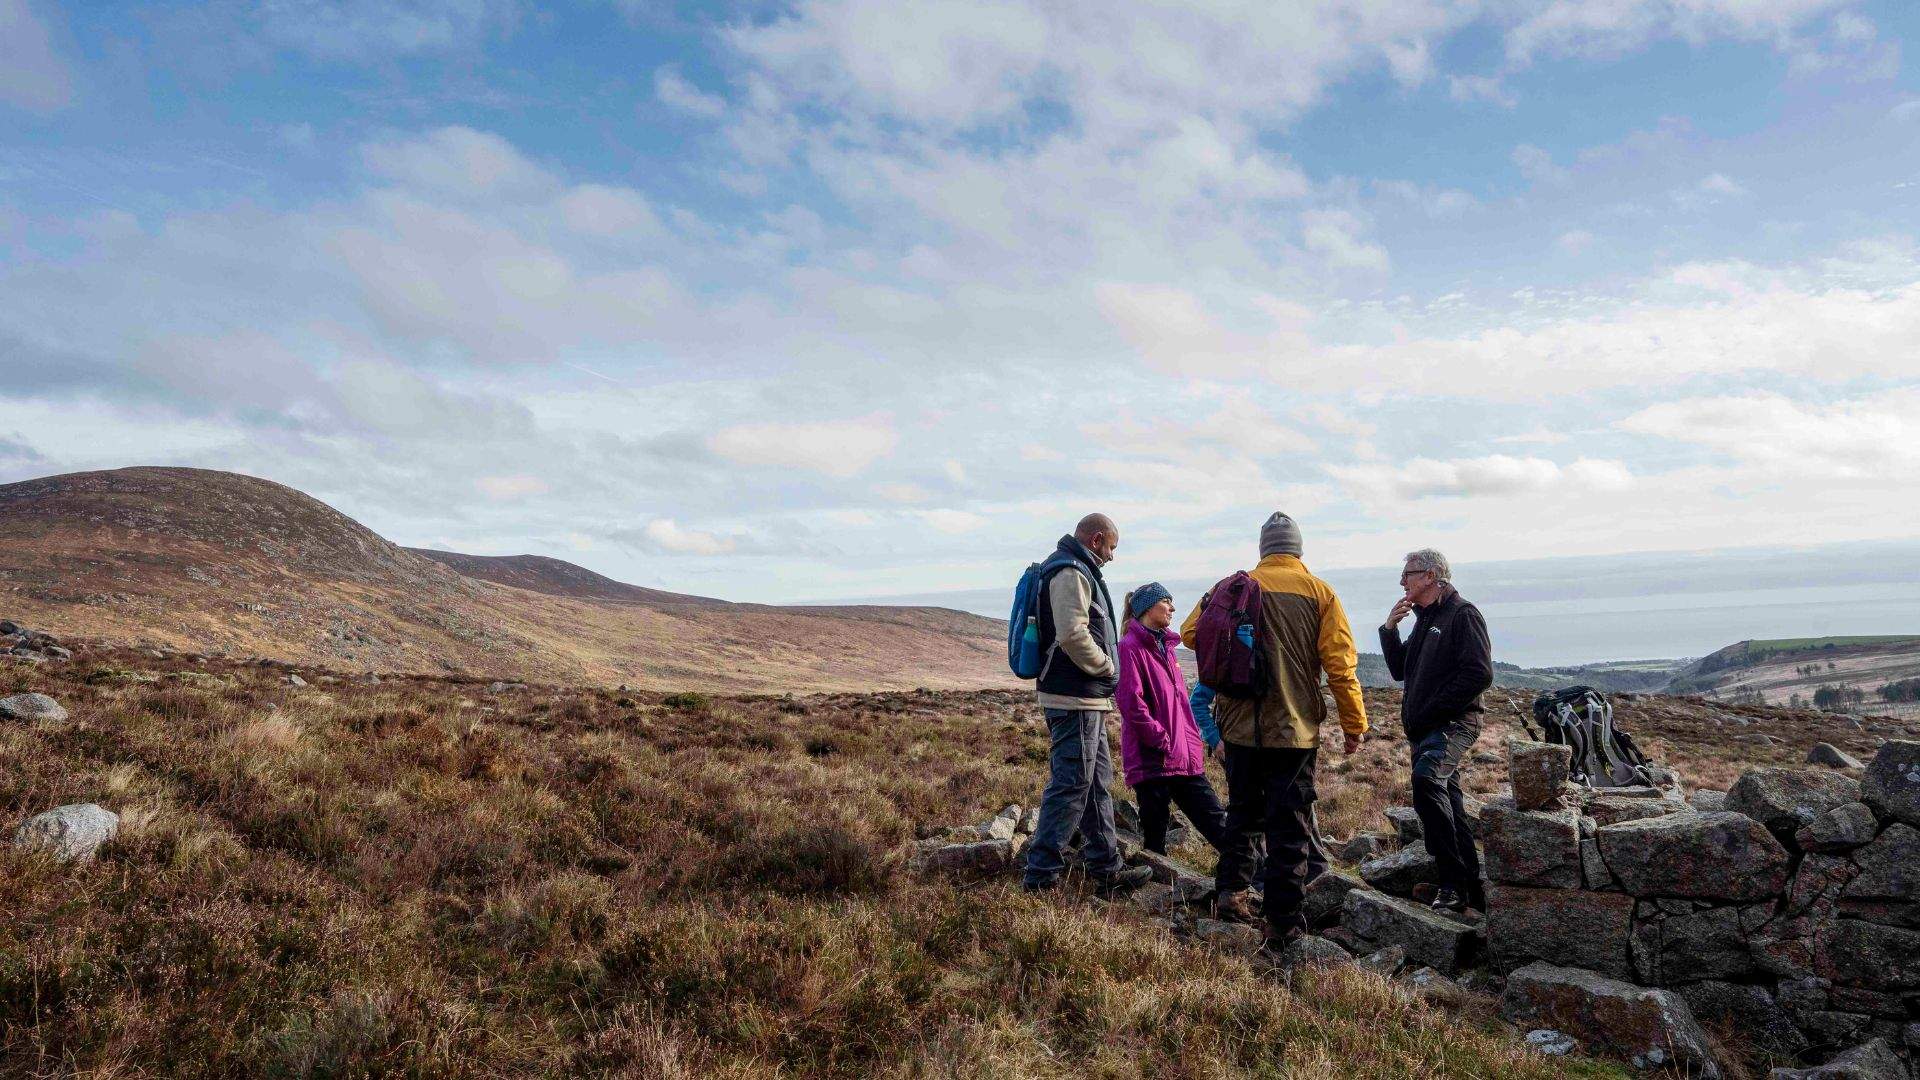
left=1115, top=620, right=1208, bottom=787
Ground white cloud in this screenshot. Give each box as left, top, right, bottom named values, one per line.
left=709, top=417, right=899, bottom=479
left=1558, top=229, right=1594, bottom=255
left=1448, top=73, right=1515, bottom=107
left=476, top=474, right=548, bottom=499
left=916, top=508, right=986, bottom=533
left=1891, top=99, right=1920, bottom=123
left=555, top=183, right=661, bottom=237
left=1375, top=179, right=1480, bottom=217
left=0, top=0, right=73, bottom=113
left=872, top=481, right=930, bottom=504
left=1619, top=390, right=1920, bottom=479
left=1505, top=0, right=1852, bottom=63
left=654, top=66, right=727, bottom=118
left=1512, top=143, right=1569, bottom=185
left=1330, top=454, right=1633, bottom=501
left=251, top=0, right=519, bottom=62
left=361, top=127, right=557, bottom=198
left=1095, top=285, right=1316, bottom=378
left=639, top=518, right=737, bottom=556
left=1300, top=209, right=1390, bottom=273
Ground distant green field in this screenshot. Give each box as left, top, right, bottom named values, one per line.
left=1745, top=636, right=1920, bottom=660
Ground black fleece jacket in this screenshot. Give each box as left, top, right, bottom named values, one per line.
left=1379, top=589, right=1494, bottom=742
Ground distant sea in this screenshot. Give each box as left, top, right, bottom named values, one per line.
left=843, top=541, right=1920, bottom=669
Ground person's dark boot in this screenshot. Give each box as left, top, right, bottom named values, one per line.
left=1215, top=889, right=1263, bottom=925
left=1430, top=886, right=1467, bottom=914
left=1090, top=864, right=1153, bottom=895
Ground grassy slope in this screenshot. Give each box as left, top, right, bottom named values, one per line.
left=0, top=649, right=1634, bottom=1079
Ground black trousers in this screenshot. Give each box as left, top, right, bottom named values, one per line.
left=1134, top=774, right=1231, bottom=855
left=1215, top=743, right=1321, bottom=936
left=1410, top=721, right=1484, bottom=906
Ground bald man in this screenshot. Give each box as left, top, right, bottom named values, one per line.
left=1021, top=514, right=1153, bottom=894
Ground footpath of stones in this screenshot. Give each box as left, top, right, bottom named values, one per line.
left=914, top=738, right=1920, bottom=1080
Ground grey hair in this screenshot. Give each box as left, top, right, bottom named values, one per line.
left=1403, top=548, right=1452, bottom=583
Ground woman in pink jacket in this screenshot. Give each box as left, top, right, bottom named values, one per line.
left=1116, top=582, right=1231, bottom=856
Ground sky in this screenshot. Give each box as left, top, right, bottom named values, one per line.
left=3, top=0, right=1920, bottom=608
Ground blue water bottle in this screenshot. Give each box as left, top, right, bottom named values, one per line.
left=1019, top=616, right=1041, bottom=675
left=1235, top=623, right=1254, bottom=648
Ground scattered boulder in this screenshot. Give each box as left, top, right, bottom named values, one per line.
left=1485, top=885, right=1634, bottom=980
left=1510, top=740, right=1573, bottom=811
left=1501, top=962, right=1723, bottom=1079
left=913, top=839, right=1011, bottom=875
left=0, top=692, right=68, bottom=723
left=1193, top=918, right=1262, bottom=956
left=14, top=803, right=119, bottom=862
left=1480, top=806, right=1582, bottom=889
left=1808, top=743, right=1865, bottom=770
left=982, top=805, right=1022, bottom=842
left=1340, top=833, right=1393, bottom=863
left=1596, top=811, right=1791, bottom=901
left=1524, top=1029, right=1577, bottom=1056
left=1690, top=790, right=1728, bottom=812
left=1133, top=883, right=1178, bottom=915
left=1767, top=1037, right=1911, bottom=1080
left=1402, top=966, right=1459, bottom=996
left=1384, top=806, right=1423, bottom=845
left=1357, top=945, right=1406, bottom=977
left=285, top=674, right=308, bottom=688
left=1358, top=845, right=1437, bottom=896
left=1302, top=870, right=1363, bottom=930
left=1727, top=768, right=1862, bottom=845
left=1861, top=741, right=1920, bottom=828
left=1276, top=934, right=1353, bottom=971
left=1797, top=803, right=1882, bottom=854
left=1342, top=889, right=1479, bottom=976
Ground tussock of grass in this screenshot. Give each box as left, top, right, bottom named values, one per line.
left=0, top=649, right=1630, bottom=1077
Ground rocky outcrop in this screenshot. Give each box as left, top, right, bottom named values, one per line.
left=1357, top=845, right=1437, bottom=896
left=1502, top=962, right=1723, bottom=1078
left=1767, top=1037, right=1912, bottom=1079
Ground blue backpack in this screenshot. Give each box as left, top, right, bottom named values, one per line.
left=1007, top=554, right=1076, bottom=678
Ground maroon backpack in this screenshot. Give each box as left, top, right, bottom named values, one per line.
left=1193, top=571, right=1268, bottom=699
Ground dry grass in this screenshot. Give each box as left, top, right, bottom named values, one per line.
left=0, top=650, right=1649, bottom=1077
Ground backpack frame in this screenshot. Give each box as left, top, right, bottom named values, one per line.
left=1524, top=685, right=1654, bottom=788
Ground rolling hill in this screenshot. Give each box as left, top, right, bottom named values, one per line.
left=1666, top=635, right=1920, bottom=718
left=0, top=466, right=1015, bottom=693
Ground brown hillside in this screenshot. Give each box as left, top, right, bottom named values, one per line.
left=408, top=548, right=727, bottom=606
left=0, top=467, right=1016, bottom=693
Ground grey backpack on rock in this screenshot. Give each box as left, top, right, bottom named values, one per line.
left=1526, top=686, right=1655, bottom=788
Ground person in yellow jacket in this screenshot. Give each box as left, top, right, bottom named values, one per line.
left=1180, top=511, right=1368, bottom=950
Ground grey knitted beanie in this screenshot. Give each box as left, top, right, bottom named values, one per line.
left=1259, top=512, right=1302, bottom=558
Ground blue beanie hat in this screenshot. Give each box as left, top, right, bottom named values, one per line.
left=1129, top=581, right=1172, bottom=619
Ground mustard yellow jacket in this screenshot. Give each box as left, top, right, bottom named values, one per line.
left=1179, top=554, right=1368, bottom=749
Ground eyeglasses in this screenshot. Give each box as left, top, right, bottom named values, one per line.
left=1399, top=570, right=1431, bottom=582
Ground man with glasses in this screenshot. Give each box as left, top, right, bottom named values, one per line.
left=1381, top=549, right=1494, bottom=915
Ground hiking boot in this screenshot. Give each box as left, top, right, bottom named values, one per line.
left=1215, top=889, right=1263, bottom=925
left=1090, top=864, right=1154, bottom=895
left=1430, top=887, right=1467, bottom=914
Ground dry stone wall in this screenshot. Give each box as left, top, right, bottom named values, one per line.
left=911, top=737, right=1920, bottom=1077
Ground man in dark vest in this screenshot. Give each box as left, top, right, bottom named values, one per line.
left=1022, top=513, right=1154, bottom=894
left=1381, top=548, right=1494, bottom=914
